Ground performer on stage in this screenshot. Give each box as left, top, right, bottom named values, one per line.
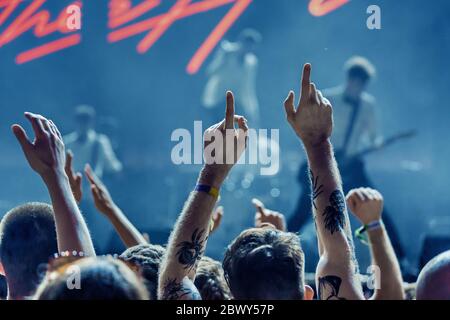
left=64, top=105, right=122, bottom=179
left=202, top=29, right=262, bottom=126
left=288, top=56, right=407, bottom=273
left=64, top=105, right=123, bottom=253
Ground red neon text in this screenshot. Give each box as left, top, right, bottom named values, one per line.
left=0, top=0, right=351, bottom=73
left=308, top=0, right=349, bottom=17
left=0, top=0, right=82, bottom=64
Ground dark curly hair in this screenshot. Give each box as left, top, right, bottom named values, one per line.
left=194, top=256, right=231, bottom=300
left=223, top=227, right=305, bottom=300
left=119, top=244, right=166, bottom=299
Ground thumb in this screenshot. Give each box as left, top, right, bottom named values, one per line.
left=12, top=125, right=33, bottom=153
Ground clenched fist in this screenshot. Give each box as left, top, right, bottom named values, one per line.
left=284, top=64, right=333, bottom=149
left=346, top=187, right=383, bottom=225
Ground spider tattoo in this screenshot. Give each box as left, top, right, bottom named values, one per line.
left=176, top=228, right=206, bottom=271
left=162, top=278, right=192, bottom=300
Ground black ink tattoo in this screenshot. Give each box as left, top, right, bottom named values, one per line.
left=310, top=170, right=324, bottom=210
left=162, top=278, right=202, bottom=300
left=322, top=190, right=346, bottom=234
left=161, top=278, right=192, bottom=300
left=318, top=275, right=346, bottom=300
left=346, top=233, right=360, bottom=275
left=176, top=228, right=206, bottom=271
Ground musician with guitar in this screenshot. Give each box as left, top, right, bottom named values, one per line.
left=288, top=56, right=414, bottom=274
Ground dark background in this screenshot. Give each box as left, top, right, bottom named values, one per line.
left=1, top=0, right=449, bottom=269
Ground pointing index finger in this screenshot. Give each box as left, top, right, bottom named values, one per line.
left=225, top=91, right=235, bottom=130
left=300, top=63, right=312, bottom=104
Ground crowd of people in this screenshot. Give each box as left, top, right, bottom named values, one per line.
left=0, top=63, right=449, bottom=300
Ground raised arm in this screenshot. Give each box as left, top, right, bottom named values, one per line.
left=347, top=188, right=404, bottom=300
left=158, top=92, right=248, bottom=300
left=12, top=112, right=95, bottom=256
left=84, top=164, right=147, bottom=248
left=283, top=64, right=363, bottom=300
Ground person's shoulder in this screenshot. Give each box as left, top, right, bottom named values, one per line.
left=361, top=92, right=376, bottom=109
left=322, top=86, right=344, bottom=97
left=361, top=92, right=376, bottom=104
left=63, top=132, right=77, bottom=144
left=96, top=133, right=110, bottom=144
left=245, top=53, right=258, bottom=66
left=322, top=86, right=344, bottom=100
left=221, top=40, right=239, bottom=53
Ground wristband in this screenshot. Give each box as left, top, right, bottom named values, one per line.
left=355, top=220, right=383, bottom=245
left=195, top=184, right=219, bottom=199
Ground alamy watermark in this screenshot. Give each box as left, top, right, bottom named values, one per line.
left=171, top=121, right=280, bottom=176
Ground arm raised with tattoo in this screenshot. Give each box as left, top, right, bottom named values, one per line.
left=12, top=113, right=95, bottom=256
left=158, top=92, right=248, bottom=300
left=347, top=188, right=404, bottom=300
left=283, top=64, right=363, bottom=300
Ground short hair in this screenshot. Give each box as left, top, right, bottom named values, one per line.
left=119, top=244, right=166, bottom=299
left=75, top=104, right=96, bottom=121
left=0, top=203, right=57, bottom=297
left=416, top=250, right=450, bottom=300
left=194, top=256, right=231, bottom=300
left=223, top=228, right=305, bottom=300
left=344, top=56, right=376, bottom=83
left=34, top=256, right=149, bottom=300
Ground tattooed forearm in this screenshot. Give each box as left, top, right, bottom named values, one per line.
left=346, top=233, right=360, bottom=275
left=310, top=170, right=324, bottom=210
left=161, top=278, right=201, bottom=300
left=318, top=275, right=347, bottom=300
left=322, top=190, right=346, bottom=234
left=176, top=228, right=206, bottom=271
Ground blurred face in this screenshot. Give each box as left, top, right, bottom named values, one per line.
left=241, top=38, right=257, bottom=53
left=75, top=115, right=93, bottom=135
left=346, top=76, right=368, bottom=98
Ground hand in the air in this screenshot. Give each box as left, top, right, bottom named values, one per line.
left=284, top=64, right=333, bottom=148
left=210, top=206, right=224, bottom=234
left=346, top=187, right=383, bottom=225
left=12, top=112, right=66, bottom=179
left=85, top=164, right=116, bottom=216
left=253, top=198, right=287, bottom=232
left=65, top=150, right=83, bottom=203
left=203, top=91, right=248, bottom=184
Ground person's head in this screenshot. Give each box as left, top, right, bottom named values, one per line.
left=416, top=250, right=450, bottom=300
left=238, top=28, right=262, bottom=53
left=223, top=226, right=313, bottom=300
left=34, top=256, right=149, bottom=300
left=74, top=104, right=96, bottom=135
left=194, top=256, right=231, bottom=300
left=0, top=203, right=58, bottom=299
left=119, top=244, right=166, bottom=299
left=344, top=56, right=376, bottom=98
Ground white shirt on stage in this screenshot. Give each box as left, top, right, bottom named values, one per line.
left=64, top=129, right=122, bottom=178
left=323, top=86, right=380, bottom=157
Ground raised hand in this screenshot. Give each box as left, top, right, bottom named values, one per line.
left=210, top=206, right=224, bottom=234
left=12, top=112, right=66, bottom=178
left=252, top=198, right=286, bottom=232
left=84, top=164, right=115, bottom=215
left=65, top=150, right=83, bottom=203
left=202, top=91, right=248, bottom=186
left=12, top=113, right=95, bottom=256
left=346, top=188, right=383, bottom=225
left=284, top=64, right=333, bottom=148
